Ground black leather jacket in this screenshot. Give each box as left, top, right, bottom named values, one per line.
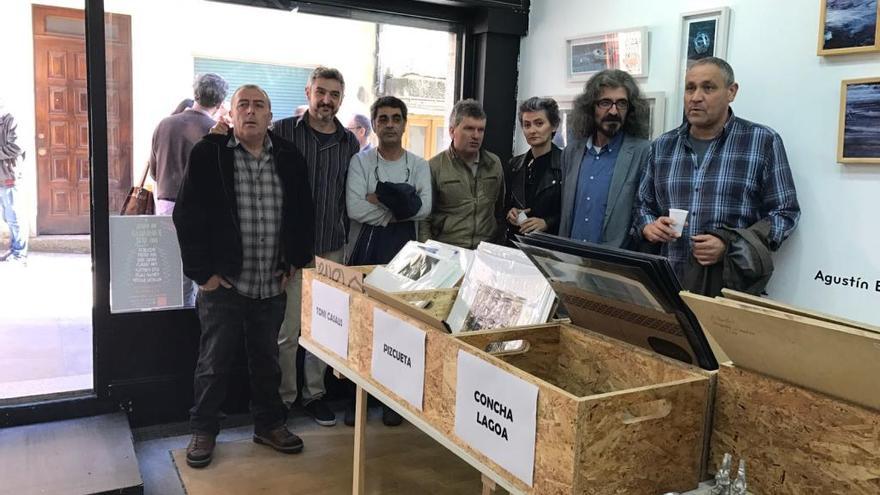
left=504, top=145, right=563, bottom=238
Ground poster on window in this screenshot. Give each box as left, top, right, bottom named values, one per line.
left=110, top=215, right=184, bottom=313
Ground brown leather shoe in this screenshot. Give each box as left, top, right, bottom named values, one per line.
left=253, top=425, right=304, bottom=454
left=186, top=431, right=216, bottom=468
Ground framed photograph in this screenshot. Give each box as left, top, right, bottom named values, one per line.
left=552, top=95, right=576, bottom=148
left=838, top=77, right=880, bottom=163
left=677, top=8, right=731, bottom=116
left=566, top=27, right=649, bottom=81
left=645, top=92, right=667, bottom=140
left=818, top=0, right=880, bottom=55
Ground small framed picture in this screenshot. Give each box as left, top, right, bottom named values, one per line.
left=818, top=0, right=880, bottom=55
left=838, top=77, right=880, bottom=163
left=566, top=27, right=649, bottom=81
left=645, top=92, right=667, bottom=140
left=677, top=8, right=731, bottom=115
left=551, top=95, right=576, bottom=148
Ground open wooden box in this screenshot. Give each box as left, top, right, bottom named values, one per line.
left=682, top=290, right=880, bottom=494
left=450, top=323, right=711, bottom=494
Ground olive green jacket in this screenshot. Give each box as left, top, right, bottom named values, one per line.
left=418, top=147, right=506, bottom=249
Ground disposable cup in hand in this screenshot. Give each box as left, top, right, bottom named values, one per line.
left=517, top=210, right=529, bottom=225
left=668, top=208, right=688, bottom=235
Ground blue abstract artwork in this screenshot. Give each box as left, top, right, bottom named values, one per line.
left=843, top=81, right=880, bottom=158
left=823, top=0, right=878, bottom=50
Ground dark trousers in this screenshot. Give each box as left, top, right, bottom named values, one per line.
left=190, top=286, right=287, bottom=435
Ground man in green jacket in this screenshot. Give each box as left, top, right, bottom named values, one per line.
left=418, top=99, right=505, bottom=249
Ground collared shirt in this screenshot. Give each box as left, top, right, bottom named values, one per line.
left=636, top=112, right=801, bottom=278
left=273, top=113, right=360, bottom=254
left=569, top=132, right=624, bottom=243
left=224, top=134, right=284, bottom=299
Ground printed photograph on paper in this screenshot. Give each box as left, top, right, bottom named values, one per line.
left=463, top=283, right=526, bottom=332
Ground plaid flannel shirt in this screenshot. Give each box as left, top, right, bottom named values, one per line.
left=635, top=112, right=801, bottom=277
left=225, top=135, right=285, bottom=299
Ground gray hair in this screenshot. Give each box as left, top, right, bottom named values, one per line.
left=688, top=57, right=736, bottom=86
left=350, top=113, right=372, bottom=134
left=193, top=73, right=228, bottom=108
left=569, top=69, right=649, bottom=140
left=309, top=66, right=345, bottom=90
left=449, top=98, right=486, bottom=128
left=518, top=97, right=561, bottom=128
left=231, top=84, right=272, bottom=110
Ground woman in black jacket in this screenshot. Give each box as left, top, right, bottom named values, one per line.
left=504, top=97, right=563, bottom=241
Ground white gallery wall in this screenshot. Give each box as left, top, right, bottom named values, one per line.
left=517, top=0, right=880, bottom=325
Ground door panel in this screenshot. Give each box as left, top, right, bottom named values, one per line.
left=33, top=5, right=131, bottom=234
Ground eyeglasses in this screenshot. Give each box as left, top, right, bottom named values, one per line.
left=596, top=99, right=629, bottom=111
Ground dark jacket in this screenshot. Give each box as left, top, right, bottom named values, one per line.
left=681, top=219, right=774, bottom=297
left=172, top=130, right=315, bottom=285
left=504, top=145, right=563, bottom=238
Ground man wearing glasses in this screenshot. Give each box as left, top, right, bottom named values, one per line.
left=558, top=69, right=651, bottom=248
left=346, top=113, right=374, bottom=152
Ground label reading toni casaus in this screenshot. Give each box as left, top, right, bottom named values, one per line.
left=454, top=350, right=538, bottom=487
left=371, top=309, right=426, bottom=410
left=310, top=279, right=350, bottom=359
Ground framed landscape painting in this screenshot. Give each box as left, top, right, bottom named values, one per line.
left=566, top=27, right=649, bottom=81
left=818, top=0, right=880, bottom=55
left=838, top=77, right=880, bottom=163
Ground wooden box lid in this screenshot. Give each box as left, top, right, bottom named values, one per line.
left=681, top=289, right=880, bottom=411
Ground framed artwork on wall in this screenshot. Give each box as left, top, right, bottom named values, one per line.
left=818, top=0, right=880, bottom=55
left=566, top=27, right=649, bottom=81
left=645, top=91, right=667, bottom=140
left=676, top=7, right=731, bottom=117
left=838, top=77, right=880, bottom=163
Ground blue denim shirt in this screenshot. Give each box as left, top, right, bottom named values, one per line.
left=569, top=132, right=624, bottom=243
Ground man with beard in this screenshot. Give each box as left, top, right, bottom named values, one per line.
left=272, top=67, right=361, bottom=426
left=558, top=69, right=651, bottom=248
left=636, top=58, right=799, bottom=295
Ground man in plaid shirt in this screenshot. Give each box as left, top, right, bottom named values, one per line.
left=174, top=84, right=314, bottom=468
left=636, top=58, right=800, bottom=292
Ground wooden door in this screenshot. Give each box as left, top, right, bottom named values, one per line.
left=403, top=114, right=446, bottom=160
left=32, top=5, right=131, bottom=234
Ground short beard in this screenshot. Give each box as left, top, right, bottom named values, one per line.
left=597, top=122, right=621, bottom=138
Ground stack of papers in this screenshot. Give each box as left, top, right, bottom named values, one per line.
left=364, top=241, right=465, bottom=293
left=446, top=242, right=556, bottom=333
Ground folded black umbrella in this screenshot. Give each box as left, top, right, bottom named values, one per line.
left=376, top=181, right=422, bottom=220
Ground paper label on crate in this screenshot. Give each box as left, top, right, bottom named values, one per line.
left=454, top=350, right=538, bottom=486
left=311, top=280, right=350, bottom=359
left=370, top=309, right=427, bottom=410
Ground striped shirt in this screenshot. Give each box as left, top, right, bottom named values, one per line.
left=635, top=113, right=800, bottom=277
left=225, top=135, right=285, bottom=299
left=273, top=113, right=360, bottom=254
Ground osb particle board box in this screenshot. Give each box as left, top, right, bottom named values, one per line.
left=347, top=275, right=713, bottom=494
left=682, top=290, right=880, bottom=494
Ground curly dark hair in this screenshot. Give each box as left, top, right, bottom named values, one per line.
left=569, top=69, right=649, bottom=140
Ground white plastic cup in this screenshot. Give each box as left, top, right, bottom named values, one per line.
left=517, top=210, right=529, bottom=225
left=668, top=208, right=688, bottom=236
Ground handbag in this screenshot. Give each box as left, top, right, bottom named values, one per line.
left=120, top=163, right=155, bottom=215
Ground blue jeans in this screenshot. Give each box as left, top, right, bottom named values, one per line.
left=0, top=185, right=27, bottom=258
left=190, top=286, right=288, bottom=434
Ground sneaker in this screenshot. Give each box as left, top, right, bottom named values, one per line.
left=303, top=399, right=336, bottom=426
left=185, top=431, right=216, bottom=468
left=0, top=254, right=26, bottom=266
left=382, top=404, right=403, bottom=427
left=253, top=425, right=304, bottom=454
left=344, top=401, right=356, bottom=427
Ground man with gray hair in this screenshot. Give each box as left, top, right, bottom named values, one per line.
left=418, top=98, right=505, bottom=248
left=149, top=72, right=228, bottom=306
left=559, top=69, right=651, bottom=248
left=174, top=84, right=314, bottom=468
left=636, top=57, right=800, bottom=295
left=347, top=113, right=373, bottom=152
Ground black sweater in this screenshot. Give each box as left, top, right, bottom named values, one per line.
left=172, top=130, right=315, bottom=285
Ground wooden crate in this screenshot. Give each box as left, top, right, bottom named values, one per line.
left=344, top=286, right=711, bottom=494
left=710, top=363, right=880, bottom=494
left=682, top=290, right=880, bottom=494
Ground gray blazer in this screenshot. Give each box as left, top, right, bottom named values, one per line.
left=558, top=134, right=650, bottom=248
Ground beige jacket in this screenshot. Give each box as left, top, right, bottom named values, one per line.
left=418, top=147, right=506, bottom=249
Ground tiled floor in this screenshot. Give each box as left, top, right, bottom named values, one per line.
left=0, top=252, right=93, bottom=399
